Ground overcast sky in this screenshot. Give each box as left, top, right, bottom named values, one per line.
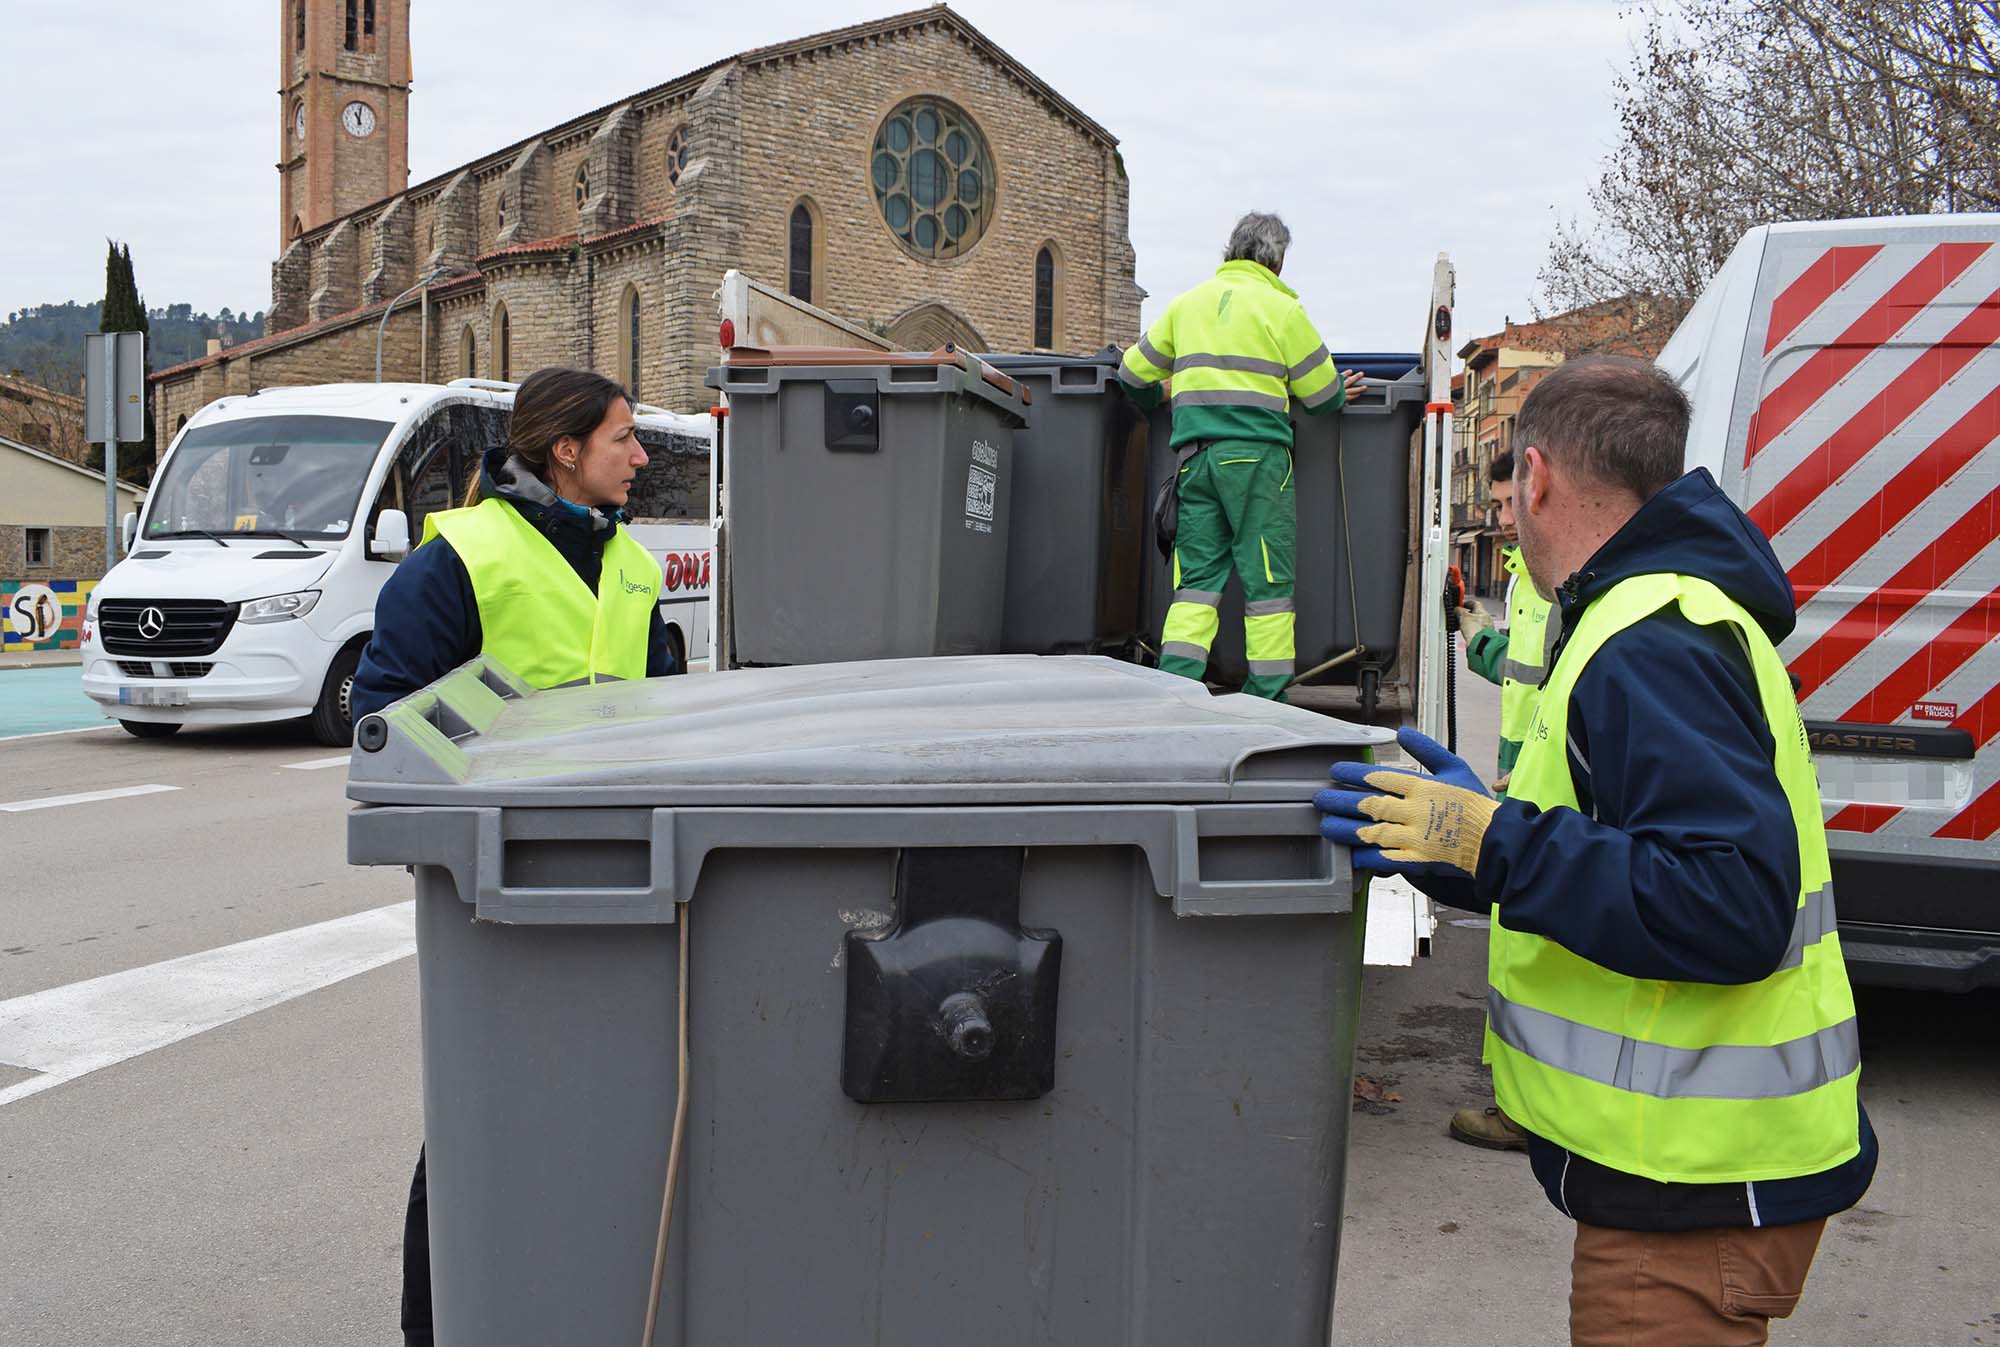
left=3, top=0, right=1637, bottom=357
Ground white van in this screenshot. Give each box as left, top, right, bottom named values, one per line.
left=1660, top=214, right=2000, bottom=990
left=81, top=379, right=713, bottom=744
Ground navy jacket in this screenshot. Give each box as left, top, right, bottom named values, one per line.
left=351, top=449, right=676, bottom=723
left=1451, top=469, right=1878, bottom=1230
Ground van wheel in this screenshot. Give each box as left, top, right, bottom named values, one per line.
left=120, top=719, right=181, bottom=739
left=310, top=645, right=362, bottom=747
left=665, top=624, right=688, bottom=676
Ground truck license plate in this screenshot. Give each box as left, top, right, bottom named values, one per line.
left=118, top=686, right=189, bottom=708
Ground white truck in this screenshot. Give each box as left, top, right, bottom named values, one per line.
left=1659, top=214, right=2000, bottom=989
left=81, top=379, right=714, bottom=744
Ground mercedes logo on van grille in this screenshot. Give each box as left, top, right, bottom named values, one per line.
left=137, top=607, right=167, bottom=640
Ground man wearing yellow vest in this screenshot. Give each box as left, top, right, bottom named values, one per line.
left=1449, top=448, right=1557, bottom=1150
left=1119, top=212, right=1365, bottom=698
left=1460, top=449, right=1556, bottom=795
left=351, top=366, right=673, bottom=1347
left=1317, top=358, right=1875, bottom=1345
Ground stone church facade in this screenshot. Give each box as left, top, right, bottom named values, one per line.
left=154, top=2, right=1142, bottom=432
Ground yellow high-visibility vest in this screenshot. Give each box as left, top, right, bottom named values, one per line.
left=420, top=497, right=660, bottom=688
left=1490, top=572, right=1860, bottom=1184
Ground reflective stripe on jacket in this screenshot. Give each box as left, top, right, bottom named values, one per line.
left=421, top=497, right=661, bottom=688
left=1491, top=571, right=1860, bottom=1185
left=1118, top=259, right=1342, bottom=448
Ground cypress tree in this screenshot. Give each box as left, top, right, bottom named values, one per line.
left=96, top=240, right=157, bottom=479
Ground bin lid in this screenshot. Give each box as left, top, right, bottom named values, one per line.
left=712, top=343, right=1031, bottom=406
left=346, top=655, right=1390, bottom=808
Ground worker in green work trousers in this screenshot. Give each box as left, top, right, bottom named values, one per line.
left=1119, top=212, right=1365, bottom=698
left=1450, top=447, right=1558, bottom=1151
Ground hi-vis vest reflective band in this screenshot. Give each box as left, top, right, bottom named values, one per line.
left=1490, top=572, right=1860, bottom=1185
left=1118, top=260, right=1341, bottom=418
left=1497, top=546, right=1557, bottom=751
left=421, top=497, right=661, bottom=689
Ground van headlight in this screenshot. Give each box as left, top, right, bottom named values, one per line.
left=238, top=590, right=321, bottom=624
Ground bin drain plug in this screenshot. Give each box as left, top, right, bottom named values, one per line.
left=938, top=992, right=995, bottom=1061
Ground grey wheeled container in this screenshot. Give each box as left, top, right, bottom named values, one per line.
left=1144, top=358, right=1426, bottom=698
left=347, top=654, right=1388, bottom=1347
left=706, top=347, right=1029, bottom=665
left=980, top=352, right=1150, bottom=656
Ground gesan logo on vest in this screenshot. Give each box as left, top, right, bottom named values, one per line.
left=619, top=569, right=656, bottom=596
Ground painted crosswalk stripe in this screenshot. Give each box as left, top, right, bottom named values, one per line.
left=283, top=753, right=353, bottom=771
left=0, top=783, right=180, bottom=813
left=0, top=901, right=416, bottom=1109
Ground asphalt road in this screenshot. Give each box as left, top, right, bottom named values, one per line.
left=1, top=643, right=1995, bottom=1345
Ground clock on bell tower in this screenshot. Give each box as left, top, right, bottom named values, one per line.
left=279, top=0, right=410, bottom=249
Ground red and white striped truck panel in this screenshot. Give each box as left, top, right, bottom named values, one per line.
left=1706, top=221, right=2000, bottom=874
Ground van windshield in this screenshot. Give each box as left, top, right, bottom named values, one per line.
left=145, top=414, right=393, bottom=542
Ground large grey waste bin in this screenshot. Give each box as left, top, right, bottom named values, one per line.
left=980, top=352, right=1150, bottom=656
left=1144, top=358, right=1426, bottom=700
left=707, top=347, right=1029, bottom=665
left=348, top=654, right=1389, bottom=1347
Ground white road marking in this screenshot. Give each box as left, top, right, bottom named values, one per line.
left=283, top=753, right=353, bottom=771
left=0, top=901, right=416, bottom=1109
left=0, top=723, right=118, bottom=744
left=0, top=783, right=180, bottom=813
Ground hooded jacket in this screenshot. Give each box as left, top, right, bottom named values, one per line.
left=351, top=448, right=677, bottom=723
left=1461, top=469, right=1878, bottom=1229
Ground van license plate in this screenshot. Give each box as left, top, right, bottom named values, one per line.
left=118, top=687, right=189, bottom=708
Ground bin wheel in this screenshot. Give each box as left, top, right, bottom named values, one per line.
left=119, top=719, right=181, bottom=739
left=310, top=644, right=362, bottom=747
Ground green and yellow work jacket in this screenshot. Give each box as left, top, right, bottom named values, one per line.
left=1467, top=545, right=1557, bottom=787
left=1117, top=260, right=1344, bottom=448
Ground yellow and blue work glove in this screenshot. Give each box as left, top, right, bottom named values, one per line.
left=1314, top=727, right=1499, bottom=879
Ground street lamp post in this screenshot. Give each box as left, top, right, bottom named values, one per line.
left=376, top=266, right=448, bottom=382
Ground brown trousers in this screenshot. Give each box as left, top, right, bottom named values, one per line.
left=1570, top=1218, right=1827, bottom=1346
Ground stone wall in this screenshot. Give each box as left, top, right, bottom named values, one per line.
left=727, top=20, right=1126, bottom=359
left=3, top=526, right=107, bottom=580
left=0, top=375, right=89, bottom=466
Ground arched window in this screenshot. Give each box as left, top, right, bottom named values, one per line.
left=788, top=201, right=816, bottom=305
left=363, top=0, right=376, bottom=38
left=574, top=164, right=590, bottom=212
left=290, top=215, right=305, bottom=242
left=666, top=126, right=689, bottom=187
left=625, top=287, right=643, bottom=396
left=460, top=325, right=477, bottom=379
left=493, top=304, right=511, bottom=382
left=294, top=0, right=305, bottom=49
left=1034, top=246, right=1056, bottom=349
left=344, top=0, right=357, bottom=50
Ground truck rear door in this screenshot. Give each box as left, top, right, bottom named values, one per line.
left=1683, top=217, right=2000, bottom=974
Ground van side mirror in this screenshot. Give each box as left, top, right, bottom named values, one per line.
left=371, top=509, right=411, bottom=560
left=121, top=512, right=138, bottom=552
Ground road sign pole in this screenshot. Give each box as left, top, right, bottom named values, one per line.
left=102, top=335, right=119, bottom=572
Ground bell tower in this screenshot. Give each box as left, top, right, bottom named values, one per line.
left=279, top=0, right=411, bottom=250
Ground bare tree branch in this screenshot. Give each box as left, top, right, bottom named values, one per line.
left=1543, top=0, right=2000, bottom=319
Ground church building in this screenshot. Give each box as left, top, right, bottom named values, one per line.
left=153, top=1, right=1142, bottom=430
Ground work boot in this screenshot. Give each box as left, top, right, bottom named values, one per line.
left=1449, top=1104, right=1529, bottom=1151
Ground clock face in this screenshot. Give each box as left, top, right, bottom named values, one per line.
left=292, top=102, right=305, bottom=142
left=342, top=101, right=376, bottom=138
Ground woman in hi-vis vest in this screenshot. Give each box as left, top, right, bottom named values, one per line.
left=350, top=366, right=675, bottom=1347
